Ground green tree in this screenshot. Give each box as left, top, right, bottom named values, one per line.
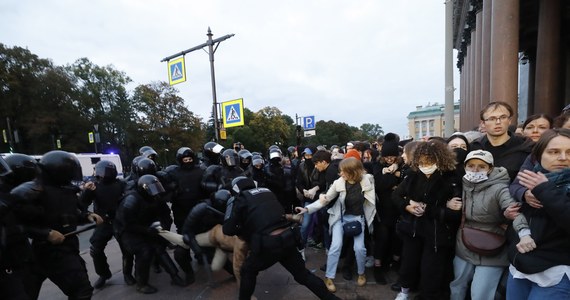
left=360, top=123, right=384, bottom=141
left=132, top=82, right=204, bottom=165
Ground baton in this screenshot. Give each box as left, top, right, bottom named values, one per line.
left=206, top=206, right=225, bottom=217
left=63, top=223, right=97, bottom=237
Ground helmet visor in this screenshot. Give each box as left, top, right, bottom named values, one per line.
left=143, top=181, right=165, bottom=196
left=0, top=156, right=12, bottom=177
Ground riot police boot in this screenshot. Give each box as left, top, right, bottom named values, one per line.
left=158, top=252, right=188, bottom=287
left=136, top=284, right=158, bottom=294
left=122, top=258, right=136, bottom=286
left=174, top=246, right=195, bottom=285
left=93, top=275, right=111, bottom=289
left=135, top=271, right=157, bottom=294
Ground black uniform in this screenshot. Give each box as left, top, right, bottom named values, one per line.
left=223, top=183, right=339, bottom=300
left=80, top=177, right=129, bottom=285
left=166, top=162, right=204, bottom=282
left=11, top=180, right=94, bottom=299
left=0, top=184, right=32, bottom=300
left=114, top=177, right=185, bottom=293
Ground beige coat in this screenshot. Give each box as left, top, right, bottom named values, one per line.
left=306, top=173, right=376, bottom=234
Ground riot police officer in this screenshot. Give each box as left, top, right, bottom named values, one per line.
left=242, top=154, right=267, bottom=187
left=80, top=160, right=130, bottom=288
left=200, top=141, right=224, bottom=170
left=201, top=149, right=244, bottom=193
left=114, top=174, right=186, bottom=294
left=11, top=150, right=103, bottom=300
left=223, top=177, right=340, bottom=300
left=238, top=149, right=253, bottom=170
left=0, top=154, right=35, bottom=300
left=165, top=147, right=206, bottom=284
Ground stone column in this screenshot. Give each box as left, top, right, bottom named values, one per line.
left=534, top=0, right=561, bottom=116
left=481, top=0, right=492, bottom=105
left=490, top=0, right=519, bottom=121
left=475, top=8, right=483, bottom=119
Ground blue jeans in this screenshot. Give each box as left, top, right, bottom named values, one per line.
left=507, top=272, right=570, bottom=300
left=449, top=256, right=504, bottom=300
left=300, top=201, right=316, bottom=246
left=325, top=215, right=366, bottom=279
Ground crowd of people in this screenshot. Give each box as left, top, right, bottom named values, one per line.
left=1, top=100, right=569, bottom=299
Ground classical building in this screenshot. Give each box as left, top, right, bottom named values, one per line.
left=407, top=102, right=460, bottom=140
left=453, top=0, right=570, bottom=130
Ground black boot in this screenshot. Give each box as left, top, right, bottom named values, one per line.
left=136, top=284, right=158, bottom=294
left=373, top=266, right=387, bottom=285
left=158, top=252, right=188, bottom=287
left=135, top=266, right=157, bottom=294
left=342, top=265, right=353, bottom=280
left=93, top=275, right=111, bottom=289
left=174, top=246, right=195, bottom=285
left=122, top=257, right=136, bottom=286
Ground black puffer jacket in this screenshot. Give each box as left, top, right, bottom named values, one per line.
left=393, top=170, right=462, bottom=248
left=508, top=178, right=570, bottom=274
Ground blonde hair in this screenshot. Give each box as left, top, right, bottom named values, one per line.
left=339, top=157, right=365, bottom=183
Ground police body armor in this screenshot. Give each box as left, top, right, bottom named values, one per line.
left=167, top=165, right=204, bottom=209
left=201, top=165, right=244, bottom=193
left=81, top=180, right=125, bottom=222
left=224, top=188, right=298, bottom=254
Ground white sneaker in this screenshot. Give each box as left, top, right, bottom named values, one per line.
left=395, top=292, right=409, bottom=300
left=365, top=256, right=374, bottom=268
left=299, top=249, right=306, bottom=261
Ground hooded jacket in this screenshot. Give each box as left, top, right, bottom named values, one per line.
left=456, top=167, right=529, bottom=267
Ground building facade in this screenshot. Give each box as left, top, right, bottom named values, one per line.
left=407, top=102, right=460, bottom=140
left=453, top=0, right=570, bottom=130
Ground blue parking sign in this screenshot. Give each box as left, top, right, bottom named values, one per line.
left=303, top=116, right=315, bottom=130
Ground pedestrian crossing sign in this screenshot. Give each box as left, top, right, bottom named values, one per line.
left=167, top=57, right=186, bottom=85
left=222, top=98, right=244, bottom=128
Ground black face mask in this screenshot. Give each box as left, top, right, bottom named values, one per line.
left=453, top=148, right=468, bottom=165
left=304, top=159, right=314, bottom=168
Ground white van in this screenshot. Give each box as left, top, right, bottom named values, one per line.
left=75, top=153, right=124, bottom=179
left=0, top=152, right=124, bottom=180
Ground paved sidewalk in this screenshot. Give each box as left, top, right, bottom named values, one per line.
left=39, top=234, right=402, bottom=300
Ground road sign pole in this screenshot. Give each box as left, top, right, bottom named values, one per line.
left=160, top=28, right=235, bottom=142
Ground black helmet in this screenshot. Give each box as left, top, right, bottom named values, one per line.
left=221, top=149, right=239, bottom=167
left=203, top=142, right=224, bottom=163
left=142, top=149, right=158, bottom=161
left=287, top=146, right=296, bottom=155
left=3, top=153, right=37, bottom=185
left=176, top=147, right=196, bottom=166
left=238, top=149, right=252, bottom=168
left=137, top=158, right=157, bottom=176
left=0, top=156, right=12, bottom=178
left=39, top=150, right=82, bottom=185
left=211, top=189, right=232, bottom=210
left=137, top=174, right=165, bottom=197
left=94, top=160, right=117, bottom=181
left=268, top=147, right=282, bottom=162
left=139, top=146, right=154, bottom=155
left=251, top=154, right=264, bottom=167
left=164, top=164, right=178, bottom=173
left=131, top=156, right=142, bottom=175
left=230, top=176, right=257, bottom=195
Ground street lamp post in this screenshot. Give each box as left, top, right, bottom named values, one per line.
left=160, top=28, right=235, bottom=141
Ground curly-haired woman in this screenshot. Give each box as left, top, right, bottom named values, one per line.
left=393, top=140, right=462, bottom=300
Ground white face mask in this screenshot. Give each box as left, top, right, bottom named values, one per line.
left=419, top=164, right=438, bottom=175
left=463, top=171, right=489, bottom=183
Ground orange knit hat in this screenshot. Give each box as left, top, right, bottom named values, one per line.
left=344, top=149, right=361, bottom=161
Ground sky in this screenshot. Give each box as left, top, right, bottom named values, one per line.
left=0, top=0, right=460, bottom=138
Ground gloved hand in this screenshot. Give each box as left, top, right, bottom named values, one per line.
left=147, top=221, right=163, bottom=235
left=183, top=234, right=203, bottom=256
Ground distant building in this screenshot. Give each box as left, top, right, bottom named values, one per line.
left=407, top=102, right=460, bottom=140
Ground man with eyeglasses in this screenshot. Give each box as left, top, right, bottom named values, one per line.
left=470, top=101, right=534, bottom=182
